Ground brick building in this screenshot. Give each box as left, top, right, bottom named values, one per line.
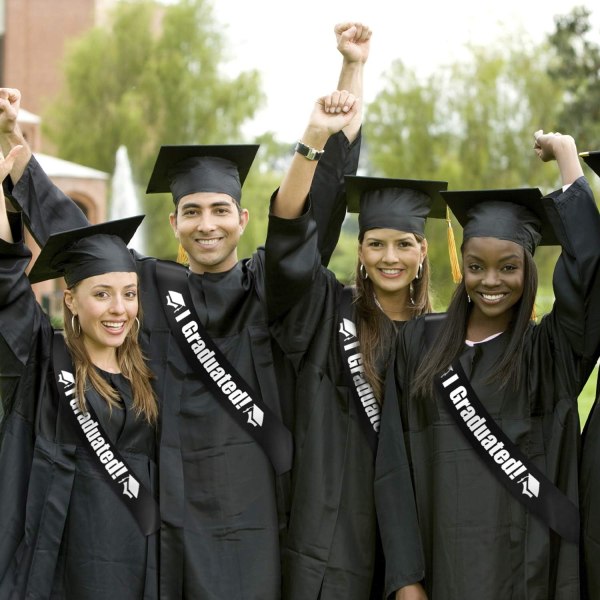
left=0, top=0, right=116, bottom=310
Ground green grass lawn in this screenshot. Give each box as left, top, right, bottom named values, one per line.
left=579, top=366, right=598, bottom=428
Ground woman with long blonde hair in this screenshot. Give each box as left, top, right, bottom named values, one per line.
left=0, top=147, right=159, bottom=599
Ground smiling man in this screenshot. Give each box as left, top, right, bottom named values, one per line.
left=146, top=144, right=257, bottom=275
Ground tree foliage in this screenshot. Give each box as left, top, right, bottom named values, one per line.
left=42, top=2, right=599, bottom=299
left=43, top=0, right=265, bottom=259
left=546, top=5, right=600, bottom=151
left=328, top=31, right=566, bottom=309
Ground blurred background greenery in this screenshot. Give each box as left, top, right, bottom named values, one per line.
left=37, top=0, right=599, bottom=423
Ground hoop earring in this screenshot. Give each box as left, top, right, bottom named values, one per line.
left=71, top=314, right=81, bottom=337
left=416, top=262, right=423, bottom=280
left=360, top=264, right=368, bottom=280
left=409, top=282, right=415, bottom=305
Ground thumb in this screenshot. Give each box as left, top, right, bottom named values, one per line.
left=1, top=144, right=23, bottom=168
left=341, top=25, right=357, bottom=42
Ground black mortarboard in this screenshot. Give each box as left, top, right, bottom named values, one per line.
left=28, top=215, right=143, bottom=286
left=146, top=145, right=259, bottom=204
left=346, top=176, right=448, bottom=236
left=580, top=151, right=600, bottom=178
left=441, top=188, right=559, bottom=254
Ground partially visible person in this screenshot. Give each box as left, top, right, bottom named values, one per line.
left=0, top=145, right=159, bottom=598
left=578, top=148, right=600, bottom=600
left=376, top=131, right=600, bottom=599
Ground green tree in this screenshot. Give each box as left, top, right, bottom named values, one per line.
left=546, top=6, right=600, bottom=152
left=335, top=33, right=564, bottom=309
left=43, top=0, right=266, bottom=259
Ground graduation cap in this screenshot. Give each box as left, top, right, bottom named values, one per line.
left=441, top=188, right=559, bottom=255
left=146, top=144, right=259, bottom=205
left=28, top=215, right=144, bottom=286
left=346, top=176, right=448, bottom=237
left=579, top=151, right=600, bottom=178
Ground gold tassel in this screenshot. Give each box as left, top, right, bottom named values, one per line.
left=176, top=243, right=189, bottom=265
left=447, top=207, right=462, bottom=284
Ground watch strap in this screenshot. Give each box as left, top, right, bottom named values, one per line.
left=295, top=140, right=324, bottom=161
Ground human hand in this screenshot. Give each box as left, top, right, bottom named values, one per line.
left=0, top=145, right=23, bottom=182
left=335, top=22, right=372, bottom=64
left=395, top=582, right=428, bottom=600
left=309, top=90, right=359, bottom=137
left=533, top=130, right=576, bottom=162
left=0, top=88, right=21, bottom=135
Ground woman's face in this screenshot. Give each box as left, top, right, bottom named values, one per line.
left=358, top=228, right=427, bottom=296
left=64, top=271, right=139, bottom=354
left=463, top=236, right=525, bottom=323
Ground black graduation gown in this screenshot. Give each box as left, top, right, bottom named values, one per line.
left=268, top=260, right=404, bottom=596
left=580, top=374, right=600, bottom=600
left=0, top=219, right=158, bottom=599
left=375, top=177, right=600, bottom=600
left=4, top=131, right=360, bottom=599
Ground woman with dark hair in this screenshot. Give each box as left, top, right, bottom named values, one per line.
left=269, top=142, right=448, bottom=596
left=375, top=131, right=600, bottom=600
left=0, top=148, right=159, bottom=599
left=349, top=177, right=444, bottom=399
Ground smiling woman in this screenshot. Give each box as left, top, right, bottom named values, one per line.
left=375, top=131, right=600, bottom=599
left=462, top=237, right=527, bottom=333
left=0, top=162, right=160, bottom=599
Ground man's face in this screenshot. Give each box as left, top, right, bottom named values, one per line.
left=169, top=192, right=249, bottom=274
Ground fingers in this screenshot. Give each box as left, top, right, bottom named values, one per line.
left=0, top=88, right=20, bottom=128
left=334, top=21, right=372, bottom=43
left=0, top=88, right=21, bottom=104
left=532, top=129, right=565, bottom=162
left=320, top=90, right=357, bottom=114
left=0, top=144, right=23, bottom=179
left=334, top=22, right=354, bottom=36
left=352, top=23, right=372, bottom=43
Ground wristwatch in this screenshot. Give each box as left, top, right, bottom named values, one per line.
left=295, top=140, right=324, bottom=161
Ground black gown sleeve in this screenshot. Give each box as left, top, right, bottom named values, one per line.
left=541, top=177, right=600, bottom=363
left=3, top=155, right=89, bottom=247
left=0, top=210, right=49, bottom=448
left=264, top=192, right=321, bottom=321
left=311, top=129, right=361, bottom=266
left=0, top=212, right=42, bottom=369
left=374, top=323, right=426, bottom=599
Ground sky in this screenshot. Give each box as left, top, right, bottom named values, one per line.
left=206, top=0, right=599, bottom=141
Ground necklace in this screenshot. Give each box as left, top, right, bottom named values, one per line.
left=373, top=294, right=408, bottom=319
